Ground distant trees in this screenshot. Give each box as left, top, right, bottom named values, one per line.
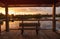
left=0, top=12, right=60, bottom=20
left=32, top=14, right=42, bottom=19
left=14, top=14, right=42, bottom=20
left=0, top=13, right=5, bottom=19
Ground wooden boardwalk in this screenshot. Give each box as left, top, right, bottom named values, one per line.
left=0, top=30, right=60, bottom=39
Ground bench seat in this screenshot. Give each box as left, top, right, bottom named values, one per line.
left=19, top=21, right=40, bottom=35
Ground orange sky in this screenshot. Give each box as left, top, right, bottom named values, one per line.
left=0, top=7, right=60, bottom=15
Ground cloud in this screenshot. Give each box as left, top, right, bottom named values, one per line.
left=0, top=7, right=60, bottom=15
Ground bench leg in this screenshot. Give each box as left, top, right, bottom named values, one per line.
left=36, top=26, right=39, bottom=35
left=36, top=29, right=39, bottom=35
left=21, top=29, right=24, bottom=35
left=36, top=25, right=40, bottom=35
left=21, top=25, right=24, bottom=35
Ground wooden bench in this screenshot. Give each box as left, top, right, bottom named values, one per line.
left=19, top=21, right=40, bottom=35
left=20, top=23, right=40, bottom=27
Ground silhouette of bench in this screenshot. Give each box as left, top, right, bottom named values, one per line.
left=19, top=21, right=40, bottom=35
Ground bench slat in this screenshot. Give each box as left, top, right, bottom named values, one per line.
left=19, top=23, right=40, bottom=27
left=19, top=28, right=40, bottom=30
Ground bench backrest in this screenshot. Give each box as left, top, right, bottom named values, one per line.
left=19, top=23, right=40, bottom=27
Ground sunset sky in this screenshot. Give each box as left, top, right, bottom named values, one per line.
left=0, top=7, right=60, bottom=15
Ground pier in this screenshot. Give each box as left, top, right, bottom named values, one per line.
left=0, top=0, right=60, bottom=39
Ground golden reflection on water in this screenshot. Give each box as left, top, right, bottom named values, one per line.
left=1, top=21, right=60, bottom=31
left=1, top=21, right=20, bottom=31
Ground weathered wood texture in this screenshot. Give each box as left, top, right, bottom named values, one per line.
left=0, top=30, right=60, bottom=39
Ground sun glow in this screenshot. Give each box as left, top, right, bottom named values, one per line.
left=0, top=7, right=5, bottom=14
left=0, top=7, right=52, bottom=15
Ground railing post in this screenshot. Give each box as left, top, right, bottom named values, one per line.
left=52, top=0, right=56, bottom=32
left=5, top=1, right=9, bottom=32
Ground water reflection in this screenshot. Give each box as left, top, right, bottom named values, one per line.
left=1, top=21, right=6, bottom=31
left=1, top=21, right=60, bottom=31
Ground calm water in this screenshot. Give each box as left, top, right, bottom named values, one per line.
left=1, top=17, right=60, bottom=31
left=1, top=21, right=60, bottom=31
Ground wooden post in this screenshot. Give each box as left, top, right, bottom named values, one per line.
left=21, top=20, right=24, bottom=35
left=52, top=0, right=56, bottom=32
left=0, top=24, right=1, bottom=35
left=5, top=2, right=9, bottom=32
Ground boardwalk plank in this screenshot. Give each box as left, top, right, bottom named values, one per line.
left=0, top=30, right=60, bottom=39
